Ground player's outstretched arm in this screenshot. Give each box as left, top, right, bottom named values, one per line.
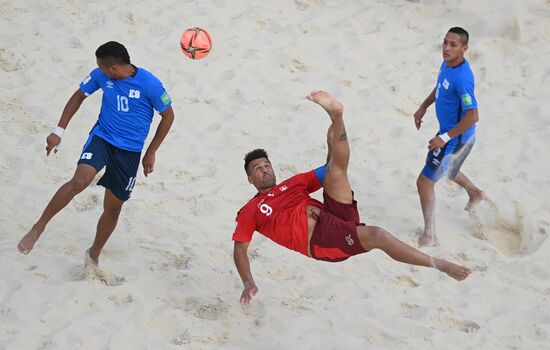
left=46, top=89, right=87, bottom=155
left=233, top=241, right=258, bottom=304
left=142, top=106, right=175, bottom=177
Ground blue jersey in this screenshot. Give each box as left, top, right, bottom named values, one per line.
left=80, top=67, right=172, bottom=152
left=434, top=59, right=477, bottom=140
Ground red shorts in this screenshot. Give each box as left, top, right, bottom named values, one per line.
left=310, top=191, right=366, bottom=262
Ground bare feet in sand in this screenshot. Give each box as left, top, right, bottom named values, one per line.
left=465, top=190, right=486, bottom=211
left=433, top=258, right=472, bottom=281
left=306, top=91, right=344, bottom=120
left=418, top=233, right=439, bottom=247
left=85, top=249, right=99, bottom=267
left=17, top=225, right=44, bottom=255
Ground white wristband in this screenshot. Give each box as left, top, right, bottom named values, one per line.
left=53, top=126, right=65, bottom=138
left=439, top=132, right=451, bottom=143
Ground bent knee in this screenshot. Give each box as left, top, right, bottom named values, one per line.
left=68, top=177, right=93, bottom=193
left=104, top=205, right=122, bottom=217
left=358, top=225, right=389, bottom=251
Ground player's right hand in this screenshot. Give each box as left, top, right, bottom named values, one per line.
left=46, top=133, right=61, bottom=156
left=240, top=282, right=258, bottom=305
left=413, top=107, right=426, bottom=130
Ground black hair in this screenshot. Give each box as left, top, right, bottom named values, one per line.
left=448, top=27, right=469, bottom=45
left=95, top=41, right=131, bottom=64
left=244, top=149, right=269, bottom=175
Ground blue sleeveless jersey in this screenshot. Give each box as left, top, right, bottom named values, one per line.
left=79, top=67, right=172, bottom=152
left=434, top=59, right=477, bottom=140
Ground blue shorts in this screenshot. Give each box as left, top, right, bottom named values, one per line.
left=422, top=135, right=475, bottom=182
left=78, top=135, right=141, bottom=201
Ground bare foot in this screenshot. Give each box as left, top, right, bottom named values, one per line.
left=306, top=91, right=344, bottom=121
left=465, top=190, right=486, bottom=211
left=418, top=233, right=439, bottom=247
left=17, top=225, right=44, bottom=254
left=433, top=258, right=471, bottom=281
left=85, top=249, right=99, bottom=267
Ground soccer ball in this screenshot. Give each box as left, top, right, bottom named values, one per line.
left=180, top=27, right=212, bottom=60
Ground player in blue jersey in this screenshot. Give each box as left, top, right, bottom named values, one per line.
left=17, top=41, right=175, bottom=265
left=413, top=27, right=485, bottom=247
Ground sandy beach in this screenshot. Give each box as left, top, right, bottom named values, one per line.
left=1, top=0, right=549, bottom=349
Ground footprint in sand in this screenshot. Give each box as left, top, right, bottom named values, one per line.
left=468, top=199, right=525, bottom=256
left=159, top=250, right=191, bottom=271
left=291, top=58, right=309, bottom=73
left=0, top=48, right=24, bottom=72
left=106, top=294, right=134, bottom=305
left=0, top=97, right=23, bottom=113
left=72, top=193, right=100, bottom=212
left=433, top=307, right=480, bottom=333
left=66, top=262, right=125, bottom=286
left=145, top=248, right=193, bottom=272
left=455, top=319, right=481, bottom=333
left=400, top=302, right=428, bottom=320
left=171, top=330, right=191, bottom=346
left=393, top=274, right=419, bottom=288
left=185, top=297, right=229, bottom=320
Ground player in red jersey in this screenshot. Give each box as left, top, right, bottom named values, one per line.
left=233, top=91, right=471, bottom=304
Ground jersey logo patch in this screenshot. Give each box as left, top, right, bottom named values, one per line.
left=442, top=78, right=450, bottom=90
left=129, top=89, right=141, bottom=98
left=106, top=81, right=114, bottom=89
left=161, top=91, right=171, bottom=105
left=462, top=93, right=473, bottom=106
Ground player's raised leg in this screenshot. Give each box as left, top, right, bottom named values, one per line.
left=307, top=90, right=352, bottom=204
left=357, top=225, right=471, bottom=281
left=17, top=164, right=97, bottom=254
left=87, top=189, right=124, bottom=265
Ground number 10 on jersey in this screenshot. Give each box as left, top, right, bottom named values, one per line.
left=117, top=95, right=129, bottom=112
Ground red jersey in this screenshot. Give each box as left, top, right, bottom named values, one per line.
left=233, top=170, right=323, bottom=256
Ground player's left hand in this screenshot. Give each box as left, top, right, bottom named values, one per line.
left=142, top=150, right=156, bottom=177
left=240, top=282, right=258, bottom=305
left=46, top=133, right=61, bottom=155
left=428, top=136, right=446, bottom=151
left=413, top=107, right=426, bottom=130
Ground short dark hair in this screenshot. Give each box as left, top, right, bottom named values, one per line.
left=448, top=27, right=469, bottom=45
left=95, top=41, right=131, bottom=64
left=244, top=149, right=269, bottom=175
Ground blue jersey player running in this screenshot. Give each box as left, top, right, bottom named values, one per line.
left=17, top=41, right=175, bottom=265
left=413, top=27, right=485, bottom=247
